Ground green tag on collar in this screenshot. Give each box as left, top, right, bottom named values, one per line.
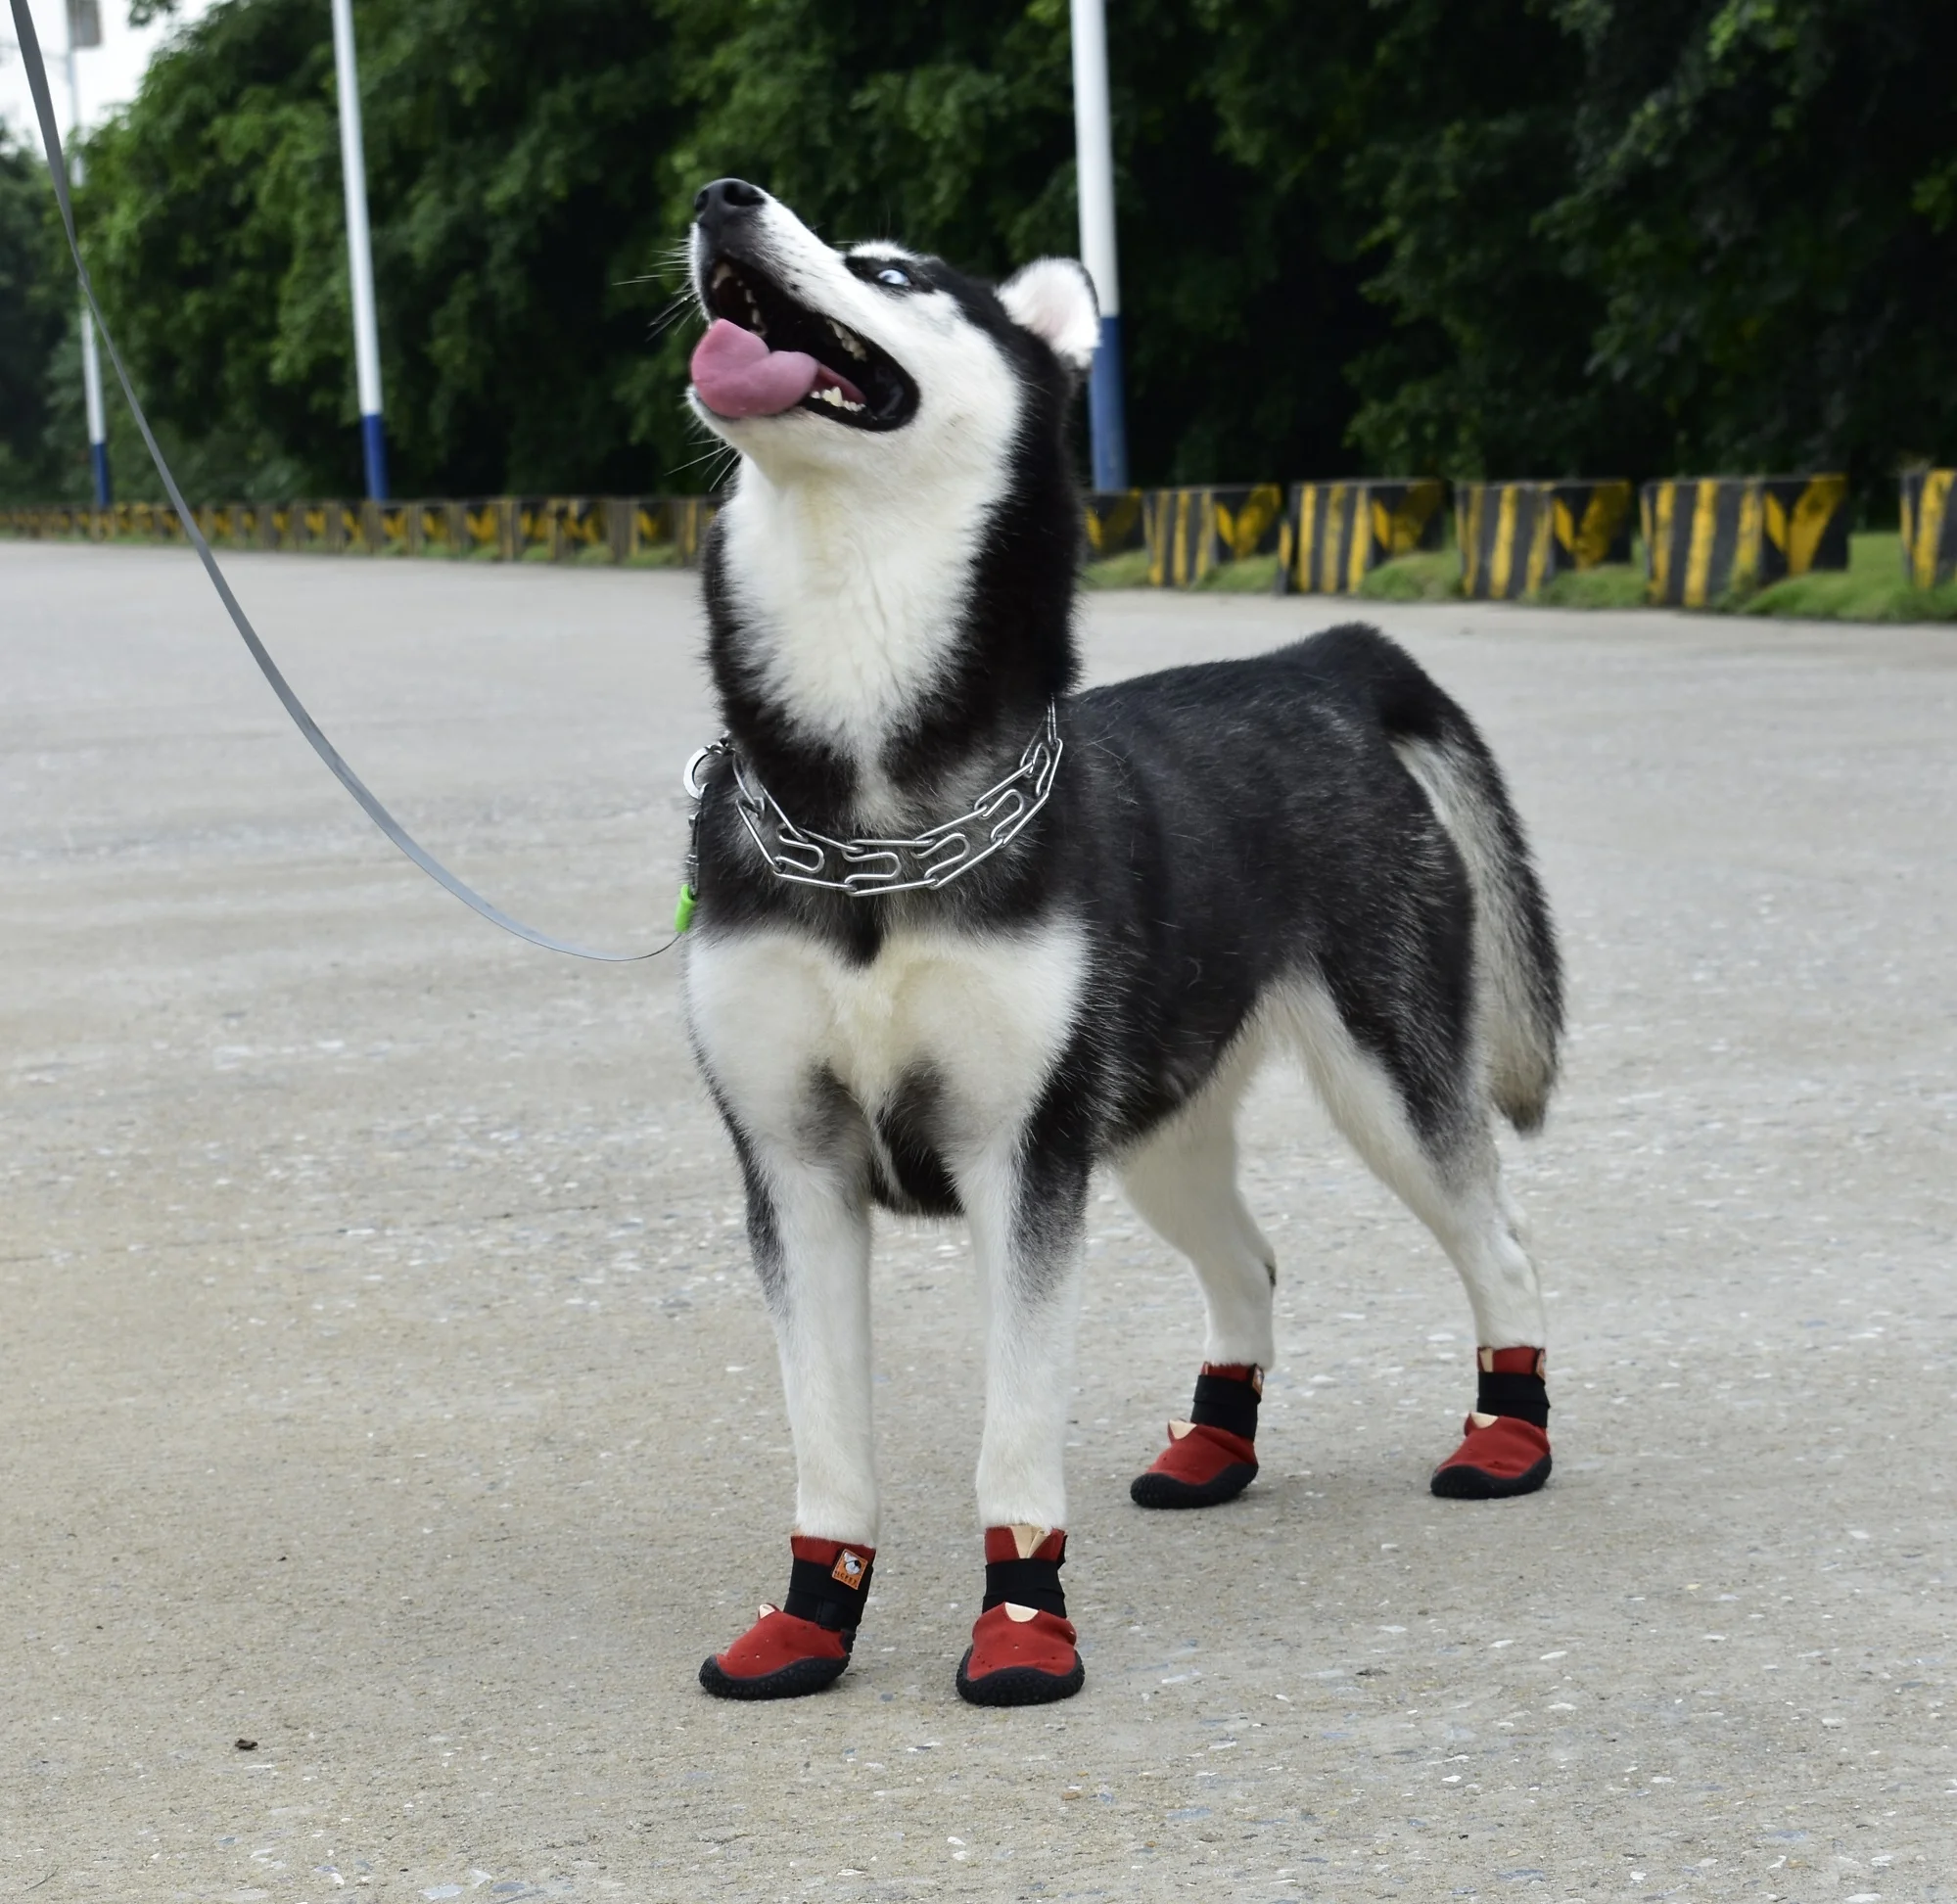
left=674, top=882, right=696, bottom=934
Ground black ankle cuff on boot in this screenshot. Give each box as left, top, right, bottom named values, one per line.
left=982, top=1554, right=1068, bottom=1617
left=784, top=1554, right=875, bottom=1632
left=1190, top=1368, right=1261, bottom=1442
left=1476, top=1370, right=1550, bottom=1426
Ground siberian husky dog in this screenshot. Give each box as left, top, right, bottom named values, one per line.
left=680, top=177, right=1563, bottom=1707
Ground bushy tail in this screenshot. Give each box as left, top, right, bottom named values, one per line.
left=1396, top=726, right=1563, bottom=1132
left=1316, top=626, right=1565, bottom=1133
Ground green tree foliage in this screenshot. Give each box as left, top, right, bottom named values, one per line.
left=50, top=0, right=1384, bottom=494
left=658, top=0, right=1383, bottom=487
left=64, top=0, right=686, bottom=496
left=1544, top=0, right=1957, bottom=483
left=9, top=0, right=1956, bottom=498
left=0, top=133, right=70, bottom=499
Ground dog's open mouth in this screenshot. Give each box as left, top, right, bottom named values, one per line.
left=691, top=257, right=917, bottom=431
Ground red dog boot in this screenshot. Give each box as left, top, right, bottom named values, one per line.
left=1131, top=1364, right=1261, bottom=1508
left=955, top=1525, right=1085, bottom=1706
left=699, top=1535, right=875, bottom=1699
left=1431, top=1347, right=1553, bottom=1500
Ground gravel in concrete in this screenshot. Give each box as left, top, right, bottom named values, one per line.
left=3, top=540, right=1955, bottom=1900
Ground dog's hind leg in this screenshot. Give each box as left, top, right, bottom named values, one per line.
left=1275, top=980, right=1554, bottom=1502
left=953, top=1124, right=1092, bottom=1706
left=1120, top=1053, right=1277, bottom=1509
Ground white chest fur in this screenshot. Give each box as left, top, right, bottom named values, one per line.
left=713, top=312, right=1022, bottom=781
left=685, top=921, right=1088, bottom=1156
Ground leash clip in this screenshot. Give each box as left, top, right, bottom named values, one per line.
left=683, top=738, right=731, bottom=800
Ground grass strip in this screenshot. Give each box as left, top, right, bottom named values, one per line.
left=22, top=521, right=1954, bottom=621
left=1742, top=534, right=1957, bottom=622
left=1195, top=554, right=1281, bottom=592
left=1080, top=548, right=1152, bottom=589
left=1356, top=550, right=1460, bottom=602
left=1533, top=564, right=1647, bottom=609
left=1085, top=530, right=1956, bottom=624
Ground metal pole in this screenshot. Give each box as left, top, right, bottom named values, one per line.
left=1069, top=0, right=1127, bottom=492
left=330, top=0, right=388, bottom=499
left=64, top=6, right=111, bottom=507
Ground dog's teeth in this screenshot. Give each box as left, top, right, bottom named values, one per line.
left=827, top=317, right=868, bottom=360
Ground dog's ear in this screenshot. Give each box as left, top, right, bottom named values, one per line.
left=998, top=258, right=1099, bottom=371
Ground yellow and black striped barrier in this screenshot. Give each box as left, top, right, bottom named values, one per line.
left=22, top=476, right=1927, bottom=603
left=1900, top=470, right=1956, bottom=589
left=2, top=501, right=112, bottom=539
left=1458, top=484, right=1554, bottom=599
left=1276, top=480, right=1445, bottom=595
left=1083, top=488, right=1143, bottom=558
left=1, top=494, right=724, bottom=567
left=1143, top=485, right=1285, bottom=587
left=1457, top=480, right=1633, bottom=598
left=668, top=495, right=721, bottom=566
left=1642, top=475, right=1848, bottom=607
left=1553, top=480, right=1635, bottom=569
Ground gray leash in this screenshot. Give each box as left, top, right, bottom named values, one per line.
left=8, top=0, right=668, bottom=962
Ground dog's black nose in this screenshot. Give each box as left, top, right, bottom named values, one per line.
left=694, top=177, right=768, bottom=226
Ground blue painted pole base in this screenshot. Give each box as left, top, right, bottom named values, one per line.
left=90, top=440, right=112, bottom=508
left=1087, top=313, right=1129, bottom=493
left=360, top=411, right=390, bottom=502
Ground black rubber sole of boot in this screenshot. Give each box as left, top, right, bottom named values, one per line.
left=955, top=1649, right=1086, bottom=1707
left=698, top=1651, right=850, bottom=1700
left=1429, top=1453, right=1553, bottom=1501
left=1129, top=1461, right=1258, bottom=1509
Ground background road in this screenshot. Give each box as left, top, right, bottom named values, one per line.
left=3, top=543, right=1954, bottom=1900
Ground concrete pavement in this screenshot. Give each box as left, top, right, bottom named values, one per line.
left=3, top=539, right=1955, bottom=1900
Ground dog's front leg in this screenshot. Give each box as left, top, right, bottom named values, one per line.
left=698, top=1122, right=881, bottom=1701
left=754, top=1149, right=879, bottom=1544
left=955, top=1136, right=1090, bottom=1705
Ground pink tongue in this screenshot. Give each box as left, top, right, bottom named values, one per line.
left=690, top=318, right=820, bottom=418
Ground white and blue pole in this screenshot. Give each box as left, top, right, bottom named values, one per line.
left=330, top=0, right=387, bottom=499
left=63, top=0, right=110, bottom=506
left=79, top=302, right=110, bottom=506
left=1069, top=0, right=1127, bottom=492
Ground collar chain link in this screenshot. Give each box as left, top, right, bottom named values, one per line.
left=684, top=704, right=1063, bottom=899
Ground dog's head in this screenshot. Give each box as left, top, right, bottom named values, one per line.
left=685, top=177, right=1097, bottom=488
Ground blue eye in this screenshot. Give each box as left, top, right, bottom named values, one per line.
left=875, top=266, right=910, bottom=289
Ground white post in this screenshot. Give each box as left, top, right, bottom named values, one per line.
left=330, top=0, right=388, bottom=498
left=63, top=3, right=111, bottom=507
left=1069, top=0, right=1127, bottom=491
